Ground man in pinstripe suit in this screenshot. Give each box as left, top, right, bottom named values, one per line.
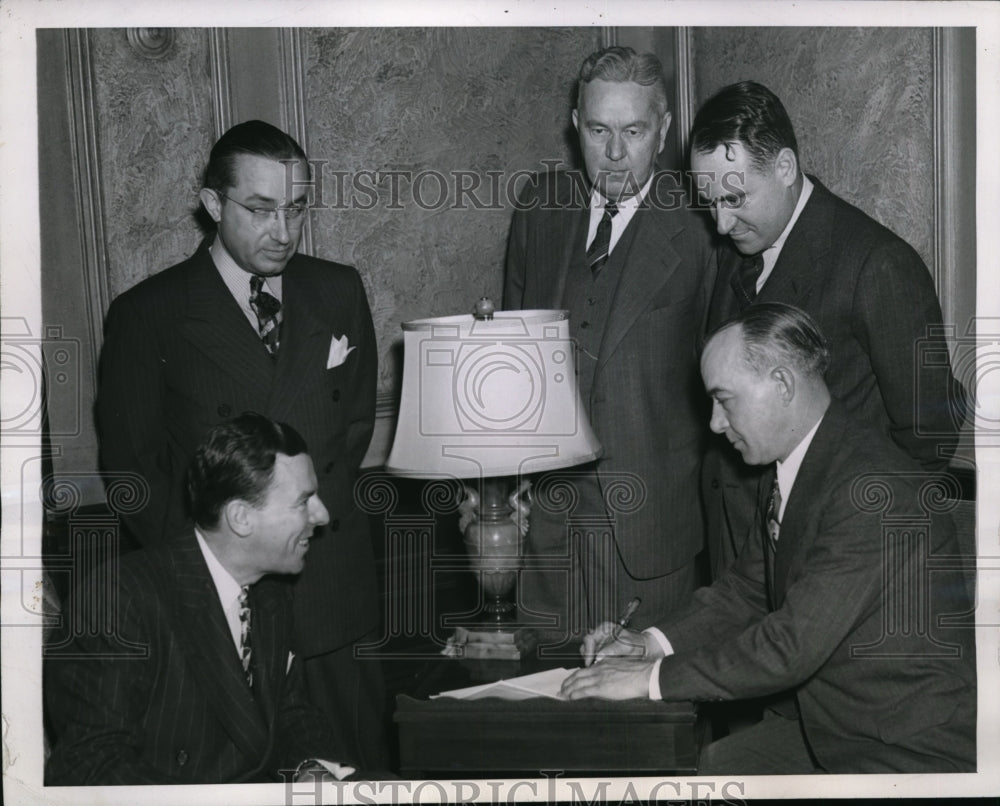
left=45, top=414, right=357, bottom=784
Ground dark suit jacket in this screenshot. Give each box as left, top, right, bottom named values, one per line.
left=704, top=178, right=966, bottom=577
left=657, top=402, right=976, bottom=773
left=45, top=532, right=351, bottom=785
left=95, top=239, right=378, bottom=656
left=504, top=172, right=715, bottom=581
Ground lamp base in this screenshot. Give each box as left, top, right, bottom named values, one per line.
left=442, top=625, right=538, bottom=660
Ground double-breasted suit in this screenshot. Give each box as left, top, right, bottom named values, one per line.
left=703, top=178, right=966, bottom=578
left=45, top=532, right=351, bottom=784
left=658, top=402, right=975, bottom=773
left=94, top=238, right=382, bottom=761
left=504, top=172, right=715, bottom=632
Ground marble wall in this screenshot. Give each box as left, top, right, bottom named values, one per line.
left=303, top=27, right=598, bottom=391
left=691, top=27, right=935, bottom=269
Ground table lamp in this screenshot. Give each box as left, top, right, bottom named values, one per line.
left=386, top=302, right=602, bottom=651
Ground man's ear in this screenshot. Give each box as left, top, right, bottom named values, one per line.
left=224, top=498, right=255, bottom=538
left=773, top=147, right=799, bottom=188
left=771, top=365, right=795, bottom=406
left=656, top=110, right=672, bottom=154
left=199, top=187, right=223, bottom=223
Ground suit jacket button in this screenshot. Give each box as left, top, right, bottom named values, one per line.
left=711, top=479, right=720, bottom=489
left=176, top=750, right=188, bottom=766
left=331, top=389, right=341, bottom=402
left=330, top=518, right=340, bottom=532
left=324, top=461, right=335, bottom=474
left=217, top=404, right=232, bottom=417
left=580, top=321, right=590, bottom=329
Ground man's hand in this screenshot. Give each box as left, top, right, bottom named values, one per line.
left=580, top=621, right=658, bottom=667
left=560, top=657, right=657, bottom=700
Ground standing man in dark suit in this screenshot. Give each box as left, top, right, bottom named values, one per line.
left=562, top=304, right=975, bottom=774
left=94, top=121, right=385, bottom=766
left=46, top=414, right=361, bottom=784
left=504, top=47, right=714, bottom=641
left=691, top=82, right=965, bottom=578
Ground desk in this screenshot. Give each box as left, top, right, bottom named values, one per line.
left=394, top=657, right=702, bottom=777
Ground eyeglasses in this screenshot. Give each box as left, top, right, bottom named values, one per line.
left=220, top=194, right=307, bottom=225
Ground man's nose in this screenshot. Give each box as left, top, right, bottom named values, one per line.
left=309, top=495, right=330, bottom=526
left=714, top=204, right=737, bottom=236
left=709, top=400, right=728, bottom=434
left=270, top=210, right=292, bottom=243
left=605, top=133, right=626, bottom=161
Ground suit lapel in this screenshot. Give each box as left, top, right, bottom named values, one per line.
left=247, top=580, right=288, bottom=729
left=597, top=206, right=683, bottom=372
left=167, top=534, right=270, bottom=761
left=268, top=261, right=329, bottom=417
left=757, top=177, right=833, bottom=307
left=548, top=205, right=589, bottom=308
left=179, top=241, right=276, bottom=390
left=772, top=405, right=845, bottom=600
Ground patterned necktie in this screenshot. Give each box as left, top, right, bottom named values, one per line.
left=249, top=275, right=281, bottom=355
left=587, top=202, right=618, bottom=275
left=238, top=585, right=253, bottom=688
left=731, top=252, right=765, bottom=310
left=766, top=474, right=782, bottom=548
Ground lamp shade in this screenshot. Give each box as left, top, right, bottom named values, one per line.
left=386, top=309, right=602, bottom=479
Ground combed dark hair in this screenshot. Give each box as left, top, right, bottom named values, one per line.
left=203, top=120, right=308, bottom=193
left=187, top=412, right=308, bottom=529
left=710, top=302, right=829, bottom=380
left=690, top=81, right=798, bottom=171
left=577, top=46, right=669, bottom=115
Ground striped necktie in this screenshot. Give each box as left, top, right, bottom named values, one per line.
left=238, top=585, right=253, bottom=688
left=249, top=275, right=281, bottom=355
left=731, top=252, right=764, bottom=310
left=766, top=474, right=782, bottom=547
left=587, top=202, right=618, bottom=275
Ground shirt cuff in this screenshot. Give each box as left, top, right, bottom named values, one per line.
left=649, top=658, right=663, bottom=700
left=315, top=759, right=357, bottom=780
left=643, top=626, right=674, bottom=657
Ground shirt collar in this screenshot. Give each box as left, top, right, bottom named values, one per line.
left=591, top=174, right=655, bottom=214
left=195, top=527, right=243, bottom=608
left=767, top=175, right=813, bottom=259
left=775, top=412, right=823, bottom=519
left=209, top=235, right=283, bottom=300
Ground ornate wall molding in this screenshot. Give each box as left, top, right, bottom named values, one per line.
left=208, top=28, right=234, bottom=140
left=64, top=29, right=110, bottom=379
left=277, top=27, right=313, bottom=256
left=125, top=28, right=176, bottom=60
left=932, top=27, right=977, bottom=338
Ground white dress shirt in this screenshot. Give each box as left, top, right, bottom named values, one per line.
left=194, top=528, right=244, bottom=654
left=586, top=175, right=655, bottom=256
left=755, top=175, right=814, bottom=292
left=209, top=237, right=283, bottom=332
left=645, top=413, right=825, bottom=699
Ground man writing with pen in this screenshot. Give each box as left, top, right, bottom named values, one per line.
left=561, top=303, right=975, bottom=775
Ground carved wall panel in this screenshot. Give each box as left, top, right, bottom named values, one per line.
left=302, top=27, right=599, bottom=393
left=87, top=28, right=215, bottom=299
left=690, top=27, right=935, bottom=271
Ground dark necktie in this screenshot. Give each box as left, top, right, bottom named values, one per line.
left=766, top=474, right=782, bottom=548
left=249, top=276, right=281, bottom=355
left=587, top=202, right=618, bottom=275
left=238, top=585, right=253, bottom=688
left=731, top=252, right=765, bottom=310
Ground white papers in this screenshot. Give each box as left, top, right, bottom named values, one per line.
left=432, top=667, right=573, bottom=701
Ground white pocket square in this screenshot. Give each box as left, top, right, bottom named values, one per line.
left=287, top=651, right=296, bottom=674
left=327, top=334, right=356, bottom=369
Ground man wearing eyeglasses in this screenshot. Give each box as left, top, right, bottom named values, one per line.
left=95, top=120, right=385, bottom=769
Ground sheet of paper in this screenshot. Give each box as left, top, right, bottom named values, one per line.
left=432, top=667, right=573, bottom=701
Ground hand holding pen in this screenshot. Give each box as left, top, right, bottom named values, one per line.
left=580, top=597, right=646, bottom=667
